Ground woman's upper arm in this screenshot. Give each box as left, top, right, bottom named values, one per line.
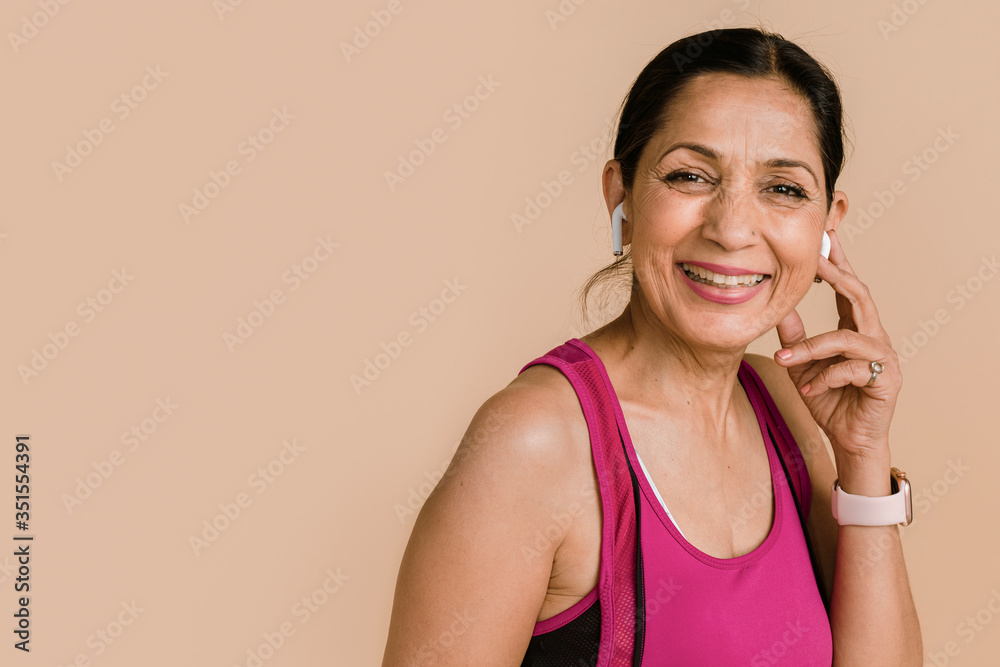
left=744, top=353, right=840, bottom=604
left=381, top=381, right=579, bottom=666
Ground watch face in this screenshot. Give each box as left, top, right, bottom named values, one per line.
left=892, top=468, right=913, bottom=526
left=900, top=478, right=912, bottom=526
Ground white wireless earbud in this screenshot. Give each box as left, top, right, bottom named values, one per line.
left=820, top=230, right=831, bottom=260
left=612, top=203, right=625, bottom=256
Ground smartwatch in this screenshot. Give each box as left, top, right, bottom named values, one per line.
left=831, top=467, right=912, bottom=527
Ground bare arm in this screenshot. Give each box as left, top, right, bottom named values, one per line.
left=381, top=382, right=578, bottom=666
left=825, top=451, right=921, bottom=665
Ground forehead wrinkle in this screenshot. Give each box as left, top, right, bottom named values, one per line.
left=654, top=118, right=819, bottom=187
left=649, top=79, right=822, bottom=183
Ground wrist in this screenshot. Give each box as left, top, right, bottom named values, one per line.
left=834, top=451, right=893, bottom=496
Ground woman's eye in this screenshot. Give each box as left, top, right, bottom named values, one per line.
left=768, top=183, right=807, bottom=199
left=663, top=172, right=807, bottom=200
left=664, top=171, right=709, bottom=184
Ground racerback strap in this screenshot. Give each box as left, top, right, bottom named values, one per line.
left=519, top=339, right=640, bottom=666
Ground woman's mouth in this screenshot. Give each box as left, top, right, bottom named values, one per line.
left=679, top=262, right=769, bottom=288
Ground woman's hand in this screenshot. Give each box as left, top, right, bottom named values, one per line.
left=772, top=228, right=901, bottom=465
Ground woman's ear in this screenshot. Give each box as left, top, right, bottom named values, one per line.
left=603, top=160, right=631, bottom=246
left=825, top=189, right=849, bottom=233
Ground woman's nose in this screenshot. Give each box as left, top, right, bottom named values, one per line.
left=697, top=186, right=762, bottom=252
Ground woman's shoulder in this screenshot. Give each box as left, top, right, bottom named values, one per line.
left=506, top=360, right=584, bottom=415
left=487, top=362, right=591, bottom=460
left=445, top=363, right=591, bottom=492
left=384, top=365, right=597, bottom=665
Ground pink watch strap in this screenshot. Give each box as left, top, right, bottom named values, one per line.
left=831, top=482, right=907, bottom=526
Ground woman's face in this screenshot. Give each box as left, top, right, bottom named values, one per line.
left=621, top=72, right=847, bottom=351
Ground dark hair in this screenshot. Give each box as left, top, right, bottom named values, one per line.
left=579, top=26, right=851, bottom=324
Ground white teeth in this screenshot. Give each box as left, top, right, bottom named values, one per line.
left=680, top=263, right=767, bottom=288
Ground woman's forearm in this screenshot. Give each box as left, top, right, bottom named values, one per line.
left=828, top=448, right=922, bottom=666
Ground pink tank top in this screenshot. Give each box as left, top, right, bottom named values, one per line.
left=518, top=338, right=832, bottom=666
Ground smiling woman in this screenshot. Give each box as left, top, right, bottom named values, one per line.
left=382, top=26, right=922, bottom=666
left=599, top=70, right=842, bottom=347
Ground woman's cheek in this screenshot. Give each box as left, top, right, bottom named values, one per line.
left=773, top=260, right=817, bottom=308
left=632, top=246, right=670, bottom=293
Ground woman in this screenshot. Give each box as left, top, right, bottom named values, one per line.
left=382, top=27, right=922, bottom=665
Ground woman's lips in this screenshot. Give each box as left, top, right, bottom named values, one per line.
left=674, top=264, right=770, bottom=305
left=680, top=260, right=770, bottom=276
left=678, top=262, right=769, bottom=288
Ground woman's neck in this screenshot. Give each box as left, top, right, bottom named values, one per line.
left=581, top=300, right=751, bottom=448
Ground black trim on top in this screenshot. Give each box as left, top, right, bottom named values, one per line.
left=619, top=433, right=645, bottom=667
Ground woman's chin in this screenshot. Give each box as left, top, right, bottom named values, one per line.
left=666, top=313, right=776, bottom=353
left=680, top=331, right=764, bottom=353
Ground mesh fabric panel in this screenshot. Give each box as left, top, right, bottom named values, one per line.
left=520, top=598, right=600, bottom=666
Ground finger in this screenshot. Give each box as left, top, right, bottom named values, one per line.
left=795, top=357, right=839, bottom=389
left=816, top=254, right=888, bottom=343
left=775, top=307, right=807, bottom=352
left=800, top=358, right=896, bottom=396
left=827, top=228, right=857, bottom=277
left=828, top=230, right=860, bottom=331
left=774, top=310, right=814, bottom=384
left=837, top=302, right=858, bottom=333
left=771, top=329, right=890, bottom=367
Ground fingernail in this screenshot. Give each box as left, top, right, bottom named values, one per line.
left=800, top=383, right=811, bottom=394
left=776, top=349, right=792, bottom=360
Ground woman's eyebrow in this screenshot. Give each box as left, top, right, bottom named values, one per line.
left=657, top=142, right=819, bottom=186
left=763, top=158, right=819, bottom=187
left=657, top=142, right=718, bottom=163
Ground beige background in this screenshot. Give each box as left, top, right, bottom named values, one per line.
left=2, top=0, right=998, bottom=665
